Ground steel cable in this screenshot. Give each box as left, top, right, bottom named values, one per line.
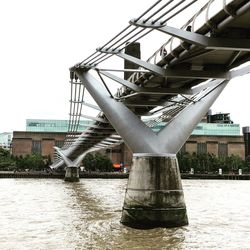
left=87, top=0, right=198, bottom=66
left=79, top=0, right=164, bottom=66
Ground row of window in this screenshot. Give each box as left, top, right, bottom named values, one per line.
left=151, top=123, right=240, bottom=136
left=180, top=143, right=228, bottom=157
left=32, top=141, right=230, bottom=158
left=27, top=120, right=93, bottom=132
left=32, top=140, right=64, bottom=154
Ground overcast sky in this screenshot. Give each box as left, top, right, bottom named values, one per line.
left=0, top=0, right=249, bottom=133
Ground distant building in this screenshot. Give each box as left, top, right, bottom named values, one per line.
left=207, top=112, right=233, bottom=124
left=108, top=112, right=243, bottom=166
left=26, top=119, right=93, bottom=132
left=12, top=131, right=67, bottom=160
left=0, top=132, right=13, bottom=150
left=11, top=114, right=246, bottom=165
left=105, top=133, right=245, bottom=168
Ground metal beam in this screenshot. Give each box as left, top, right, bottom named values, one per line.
left=99, top=71, right=194, bottom=95
left=110, top=135, right=121, bottom=139
left=94, top=145, right=106, bottom=149
left=97, top=48, right=229, bottom=79
left=98, top=48, right=165, bottom=76
left=136, top=87, right=193, bottom=95
left=123, top=100, right=164, bottom=107
left=54, top=147, right=73, bottom=167
left=80, top=114, right=109, bottom=123
left=76, top=138, right=107, bottom=142
left=96, top=143, right=110, bottom=147
left=94, top=68, right=150, bottom=73
left=190, top=79, right=225, bottom=94
left=99, top=71, right=140, bottom=92
left=81, top=130, right=115, bottom=135
left=100, top=141, right=114, bottom=145
left=82, top=101, right=101, bottom=111
left=130, top=19, right=250, bottom=51
left=77, top=135, right=119, bottom=141
left=105, top=138, right=122, bottom=142
left=87, top=125, right=114, bottom=130
left=230, top=65, right=250, bottom=79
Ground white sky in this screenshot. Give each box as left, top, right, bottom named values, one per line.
left=0, top=0, right=250, bottom=133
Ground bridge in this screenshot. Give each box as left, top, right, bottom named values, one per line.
left=51, top=0, right=250, bottom=228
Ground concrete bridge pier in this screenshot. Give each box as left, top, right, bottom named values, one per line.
left=64, top=166, right=80, bottom=182
left=121, top=153, right=188, bottom=228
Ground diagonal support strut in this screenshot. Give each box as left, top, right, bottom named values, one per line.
left=74, top=70, right=229, bottom=154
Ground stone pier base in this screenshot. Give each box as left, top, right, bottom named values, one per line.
left=121, top=154, right=188, bottom=228
left=64, top=167, right=80, bottom=182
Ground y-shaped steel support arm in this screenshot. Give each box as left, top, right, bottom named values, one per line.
left=75, top=70, right=161, bottom=154
left=54, top=146, right=95, bottom=168
left=75, top=70, right=228, bottom=154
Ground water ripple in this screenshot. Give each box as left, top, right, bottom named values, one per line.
left=0, top=179, right=250, bottom=249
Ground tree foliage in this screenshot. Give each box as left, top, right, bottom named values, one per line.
left=0, top=148, right=16, bottom=170
left=177, top=152, right=249, bottom=174
left=0, top=148, right=51, bottom=171
left=82, top=153, right=113, bottom=172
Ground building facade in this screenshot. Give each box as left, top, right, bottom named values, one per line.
left=0, top=132, right=13, bottom=150
left=11, top=116, right=246, bottom=165
left=12, top=131, right=66, bottom=160
left=105, top=134, right=245, bottom=167
left=11, top=131, right=245, bottom=166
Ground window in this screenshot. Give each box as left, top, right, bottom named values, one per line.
left=32, top=140, right=41, bottom=154
left=197, top=143, right=207, bottom=154
left=218, top=143, right=228, bottom=157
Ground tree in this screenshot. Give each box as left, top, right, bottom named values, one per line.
left=15, top=154, right=46, bottom=171
left=178, top=151, right=246, bottom=174
left=177, top=152, right=192, bottom=173
left=0, top=148, right=16, bottom=170
left=82, top=153, right=113, bottom=172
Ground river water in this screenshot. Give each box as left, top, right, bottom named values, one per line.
left=0, top=178, right=250, bottom=250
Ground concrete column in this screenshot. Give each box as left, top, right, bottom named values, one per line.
left=121, top=154, right=188, bottom=228
left=64, top=167, right=80, bottom=182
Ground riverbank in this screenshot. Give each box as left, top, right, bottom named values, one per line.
left=0, top=171, right=129, bottom=179
left=181, top=173, right=250, bottom=180
left=1, top=171, right=250, bottom=180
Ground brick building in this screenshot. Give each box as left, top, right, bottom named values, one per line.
left=12, top=131, right=66, bottom=160
left=105, top=134, right=245, bottom=167
left=11, top=115, right=247, bottom=166
left=11, top=131, right=246, bottom=166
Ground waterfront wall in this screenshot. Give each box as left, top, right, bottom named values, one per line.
left=1, top=171, right=250, bottom=180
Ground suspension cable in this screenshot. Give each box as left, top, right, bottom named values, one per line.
left=143, top=0, right=174, bottom=23
left=161, top=0, right=199, bottom=24
left=86, top=0, right=199, bottom=66
left=152, top=0, right=185, bottom=24
left=79, top=0, right=165, bottom=66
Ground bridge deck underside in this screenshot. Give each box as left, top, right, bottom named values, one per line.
left=120, top=1, right=250, bottom=115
